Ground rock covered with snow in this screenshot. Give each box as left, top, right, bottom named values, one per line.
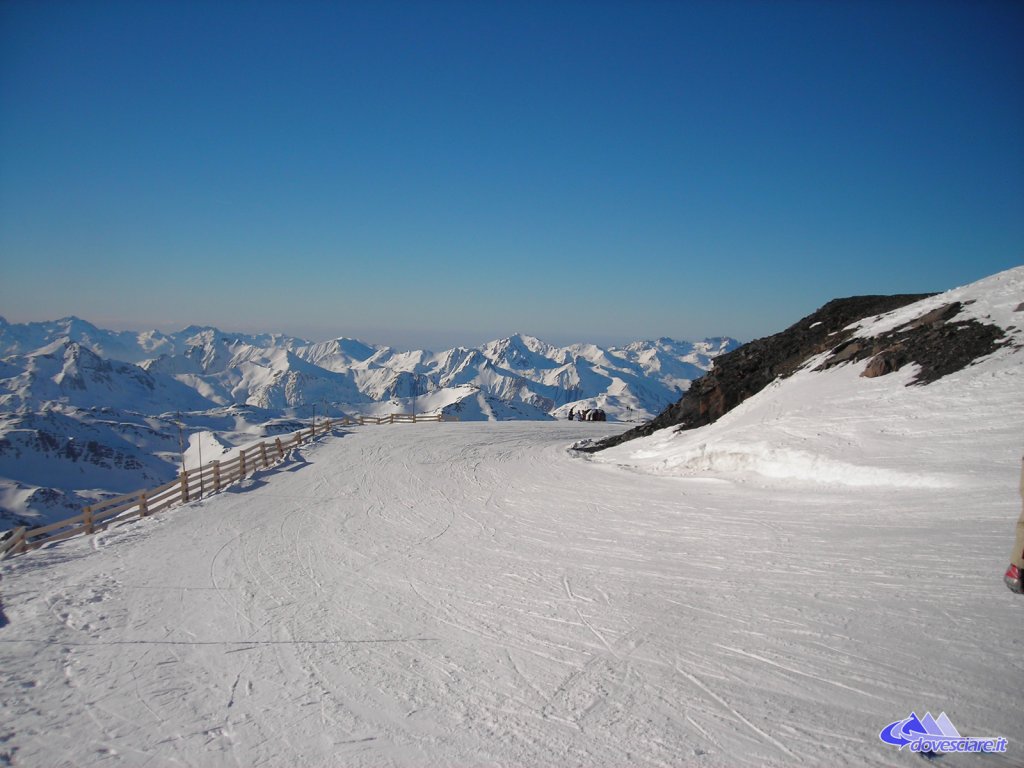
left=588, top=267, right=1024, bottom=455
left=589, top=266, right=1024, bottom=488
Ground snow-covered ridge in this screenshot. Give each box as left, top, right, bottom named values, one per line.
left=0, top=322, right=737, bottom=528
left=0, top=320, right=734, bottom=422
left=845, top=267, right=1024, bottom=341
left=592, top=266, right=1024, bottom=487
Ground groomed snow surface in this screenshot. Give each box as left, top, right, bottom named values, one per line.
left=2, top=268, right=1023, bottom=767
left=0, top=421, right=1020, bottom=767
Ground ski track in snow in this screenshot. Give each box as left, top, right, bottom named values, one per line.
left=0, top=422, right=1022, bottom=767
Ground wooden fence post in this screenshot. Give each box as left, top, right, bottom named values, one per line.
left=83, top=506, right=94, bottom=534
left=180, top=470, right=189, bottom=503
left=260, top=442, right=269, bottom=468
left=239, top=449, right=247, bottom=478
left=212, top=460, right=221, bottom=492
left=3, top=527, right=28, bottom=556
left=139, top=491, right=149, bottom=517
left=275, top=437, right=284, bottom=460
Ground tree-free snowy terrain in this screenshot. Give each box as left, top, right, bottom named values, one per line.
left=0, top=320, right=733, bottom=423
left=1, top=423, right=1021, bottom=766
left=0, top=323, right=735, bottom=528
left=2, top=268, right=1021, bottom=766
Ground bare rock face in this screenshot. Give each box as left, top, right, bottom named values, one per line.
left=580, top=292, right=1012, bottom=454
left=816, top=301, right=1006, bottom=385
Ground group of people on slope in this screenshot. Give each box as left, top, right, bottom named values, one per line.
left=567, top=407, right=607, bottom=422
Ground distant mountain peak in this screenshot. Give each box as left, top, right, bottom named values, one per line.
left=328, top=337, right=378, bottom=359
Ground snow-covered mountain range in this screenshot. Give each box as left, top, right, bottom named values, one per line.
left=0, top=319, right=737, bottom=527
left=0, top=318, right=734, bottom=420
left=3, top=269, right=1022, bottom=768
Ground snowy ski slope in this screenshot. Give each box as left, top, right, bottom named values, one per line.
left=1, top=416, right=1021, bottom=766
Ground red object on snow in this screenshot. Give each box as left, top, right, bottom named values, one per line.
left=1005, top=563, right=1022, bottom=594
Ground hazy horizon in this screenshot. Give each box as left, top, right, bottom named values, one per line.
left=2, top=1, right=1021, bottom=347
left=0, top=309, right=752, bottom=353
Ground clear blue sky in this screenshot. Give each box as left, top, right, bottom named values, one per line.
left=1, top=0, right=1022, bottom=350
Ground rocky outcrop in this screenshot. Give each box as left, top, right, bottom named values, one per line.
left=815, top=301, right=1006, bottom=384
left=581, top=294, right=945, bottom=453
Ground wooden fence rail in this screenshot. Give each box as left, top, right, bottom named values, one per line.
left=0, top=412, right=459, bottom=559
left=358, top=413, right=448, bottom=425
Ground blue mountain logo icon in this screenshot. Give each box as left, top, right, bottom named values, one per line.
left=879, top=712, right=1006, bottom=755
left=880, top=712, right=960, bottom=747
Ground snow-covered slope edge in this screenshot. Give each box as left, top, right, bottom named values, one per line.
left=590, top=267, right=1024, bottom=488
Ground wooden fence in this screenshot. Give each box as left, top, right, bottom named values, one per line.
left=357, top=413, right=450, bottom=425
left=0, top=412, right=458, bottom=559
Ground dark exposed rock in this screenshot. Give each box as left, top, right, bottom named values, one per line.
left=816, top=301, right=1007, bottom=385
left=581, top=293, right=941, bottom=453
